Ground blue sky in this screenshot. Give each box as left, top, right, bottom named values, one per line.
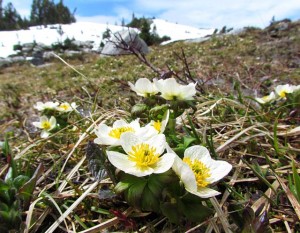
left=3, top=0, right=300, bottom=29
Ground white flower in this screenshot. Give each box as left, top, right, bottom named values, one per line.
left=56, top=102, right=78, bottom=112
left=32, top=116, right=56, bottom=138
left=107, top=132, right=175, bottom=177
left=171, top=145, right=232, bottom=198
left=146, top=110, right=169, bottom=134
left=128, top=78, right=158, bottom=97
left=154, top=78, right=196, bottom=100
left=94, top=119, right=157, bottom=146
left=275, top=84, right=295, bottom=98
left=291, top=85, right=300, bottom=92
left=34, top=101, right=59, bottom=111
left=255, top=91, right=276, bottom=104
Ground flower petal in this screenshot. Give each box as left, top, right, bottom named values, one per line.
left=136, top=124, right=158, bottom=140
left=184, top=145, right=211, bottom=162
left=207, top=160, right=232, bottom=183
left=186, top=187, right=221, bottom=198
left=94, top=136, right=117, bottom=145
left=113, top=119, right=129, bottom=128
left=179, top=83, right=196, bottom=100
left=94, top=124, right=111, bottom=137
left=172, top=155, right=197, bottom=191
left=120, top=132, right=141, bottom=154
left=107, top=150, right=154, bottom=177
left=107, top=150, right=136, bottom=171
left=49, top=116, right=56, bottom=130
left=153, top=152, right=175, bottom=174
left=41, top=130, right=50, bottom=138
left=40, top=115, right=48, bottom=123
left=146, top=134, right=166, bottom=155
left=32, top=121, right=42, bottom=128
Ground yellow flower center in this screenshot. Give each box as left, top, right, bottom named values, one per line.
left=262, top=95, right=270, bottom=101
left=108, top=126, right=135, bottom=139
left=183, top=157, right=211, bottom=188
left=59, top=103, right=70, bottom=111
left=128, top=143, right=160, bottom=169
left=278, top=90, right=286, bottom=98
left=152, top=121, right=161, bottom=132
left=41, top=121, right=51, bottom=130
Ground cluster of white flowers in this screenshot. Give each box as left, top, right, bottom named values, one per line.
left=128, top=77, right=197, bottom=100
left=256, top=84, right=300, bottom=104
left=34, top=101, right=78, bottom=112
left=32, top=101, right=78, bottom=138
left=94, top=78, right=232, bottom=198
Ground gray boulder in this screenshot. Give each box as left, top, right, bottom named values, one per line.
left=31, top=50, right=44, bottom=66
left=0, top=57, right=12, bottom=67
left=101, top=29, right=149, bottom=56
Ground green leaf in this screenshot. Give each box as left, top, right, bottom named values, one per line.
left=126, top=178, right=147, bottom=208
left=147, top=175, right=164, bottom=198
left=18, top=163, right=44, bottom=208
left=3, top=137, right=17, bottom=179
left=115, top=180, right=132, bottom=193
left=0, top=202, right=9, bottom=212
left=114, top=173, right=142, bottom=193
left=183, top=136, right=196, bottom=148
left=292, top=160, right=300, bottom=202
left=0, top=179, right=9, bottom=191
left=147, top=171, right=176, bottom=196
left=181, top=194, right=213, bottom=222
left=141, top=186, right=160, bottom=212
left=149, top=105, right=168, bottom=119
left=131, top=103, right=148, bottom=118
left=160, top=202, right=181, bottom=224
left=13, top=175, right=30, bottom=190
left=2, top=137, right=11, bottom=157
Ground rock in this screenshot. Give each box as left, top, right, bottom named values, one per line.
left=22, top=42, right=35, bottom=53
left=101, top=29, right=149, bottom=56
left=10, top=56, right=25, bottom=63
left=43, top=51, right=55, bottom=60
left=72, top=40, right=94, bottom=49
left=31, top=50, right=44, bottom=66
left=0, top=57, right=12, bottom=67
left=64, top=50, right=82, bottom=57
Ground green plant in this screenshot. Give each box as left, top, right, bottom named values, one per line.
left=0, top=137, right=44, bottom=232
left=289, top=160, right=300, bottom=203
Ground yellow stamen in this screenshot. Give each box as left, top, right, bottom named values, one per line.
left=59, top=103, right=70, bottom=111
left=152, top=121, right=161, bottom=132
left=41, top=121, right=51, bottom=130
left=128, top=143, right=160, bottom=169
left=108, top=126, right=135, bottom=139
left=278, top=91, right=286, bottom=98
left=262, top=95, right=269, bottom=101
left=183, top=157, right=211, bottom=188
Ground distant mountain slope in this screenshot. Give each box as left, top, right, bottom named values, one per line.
left=0, top=19, right=214, bottom=58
